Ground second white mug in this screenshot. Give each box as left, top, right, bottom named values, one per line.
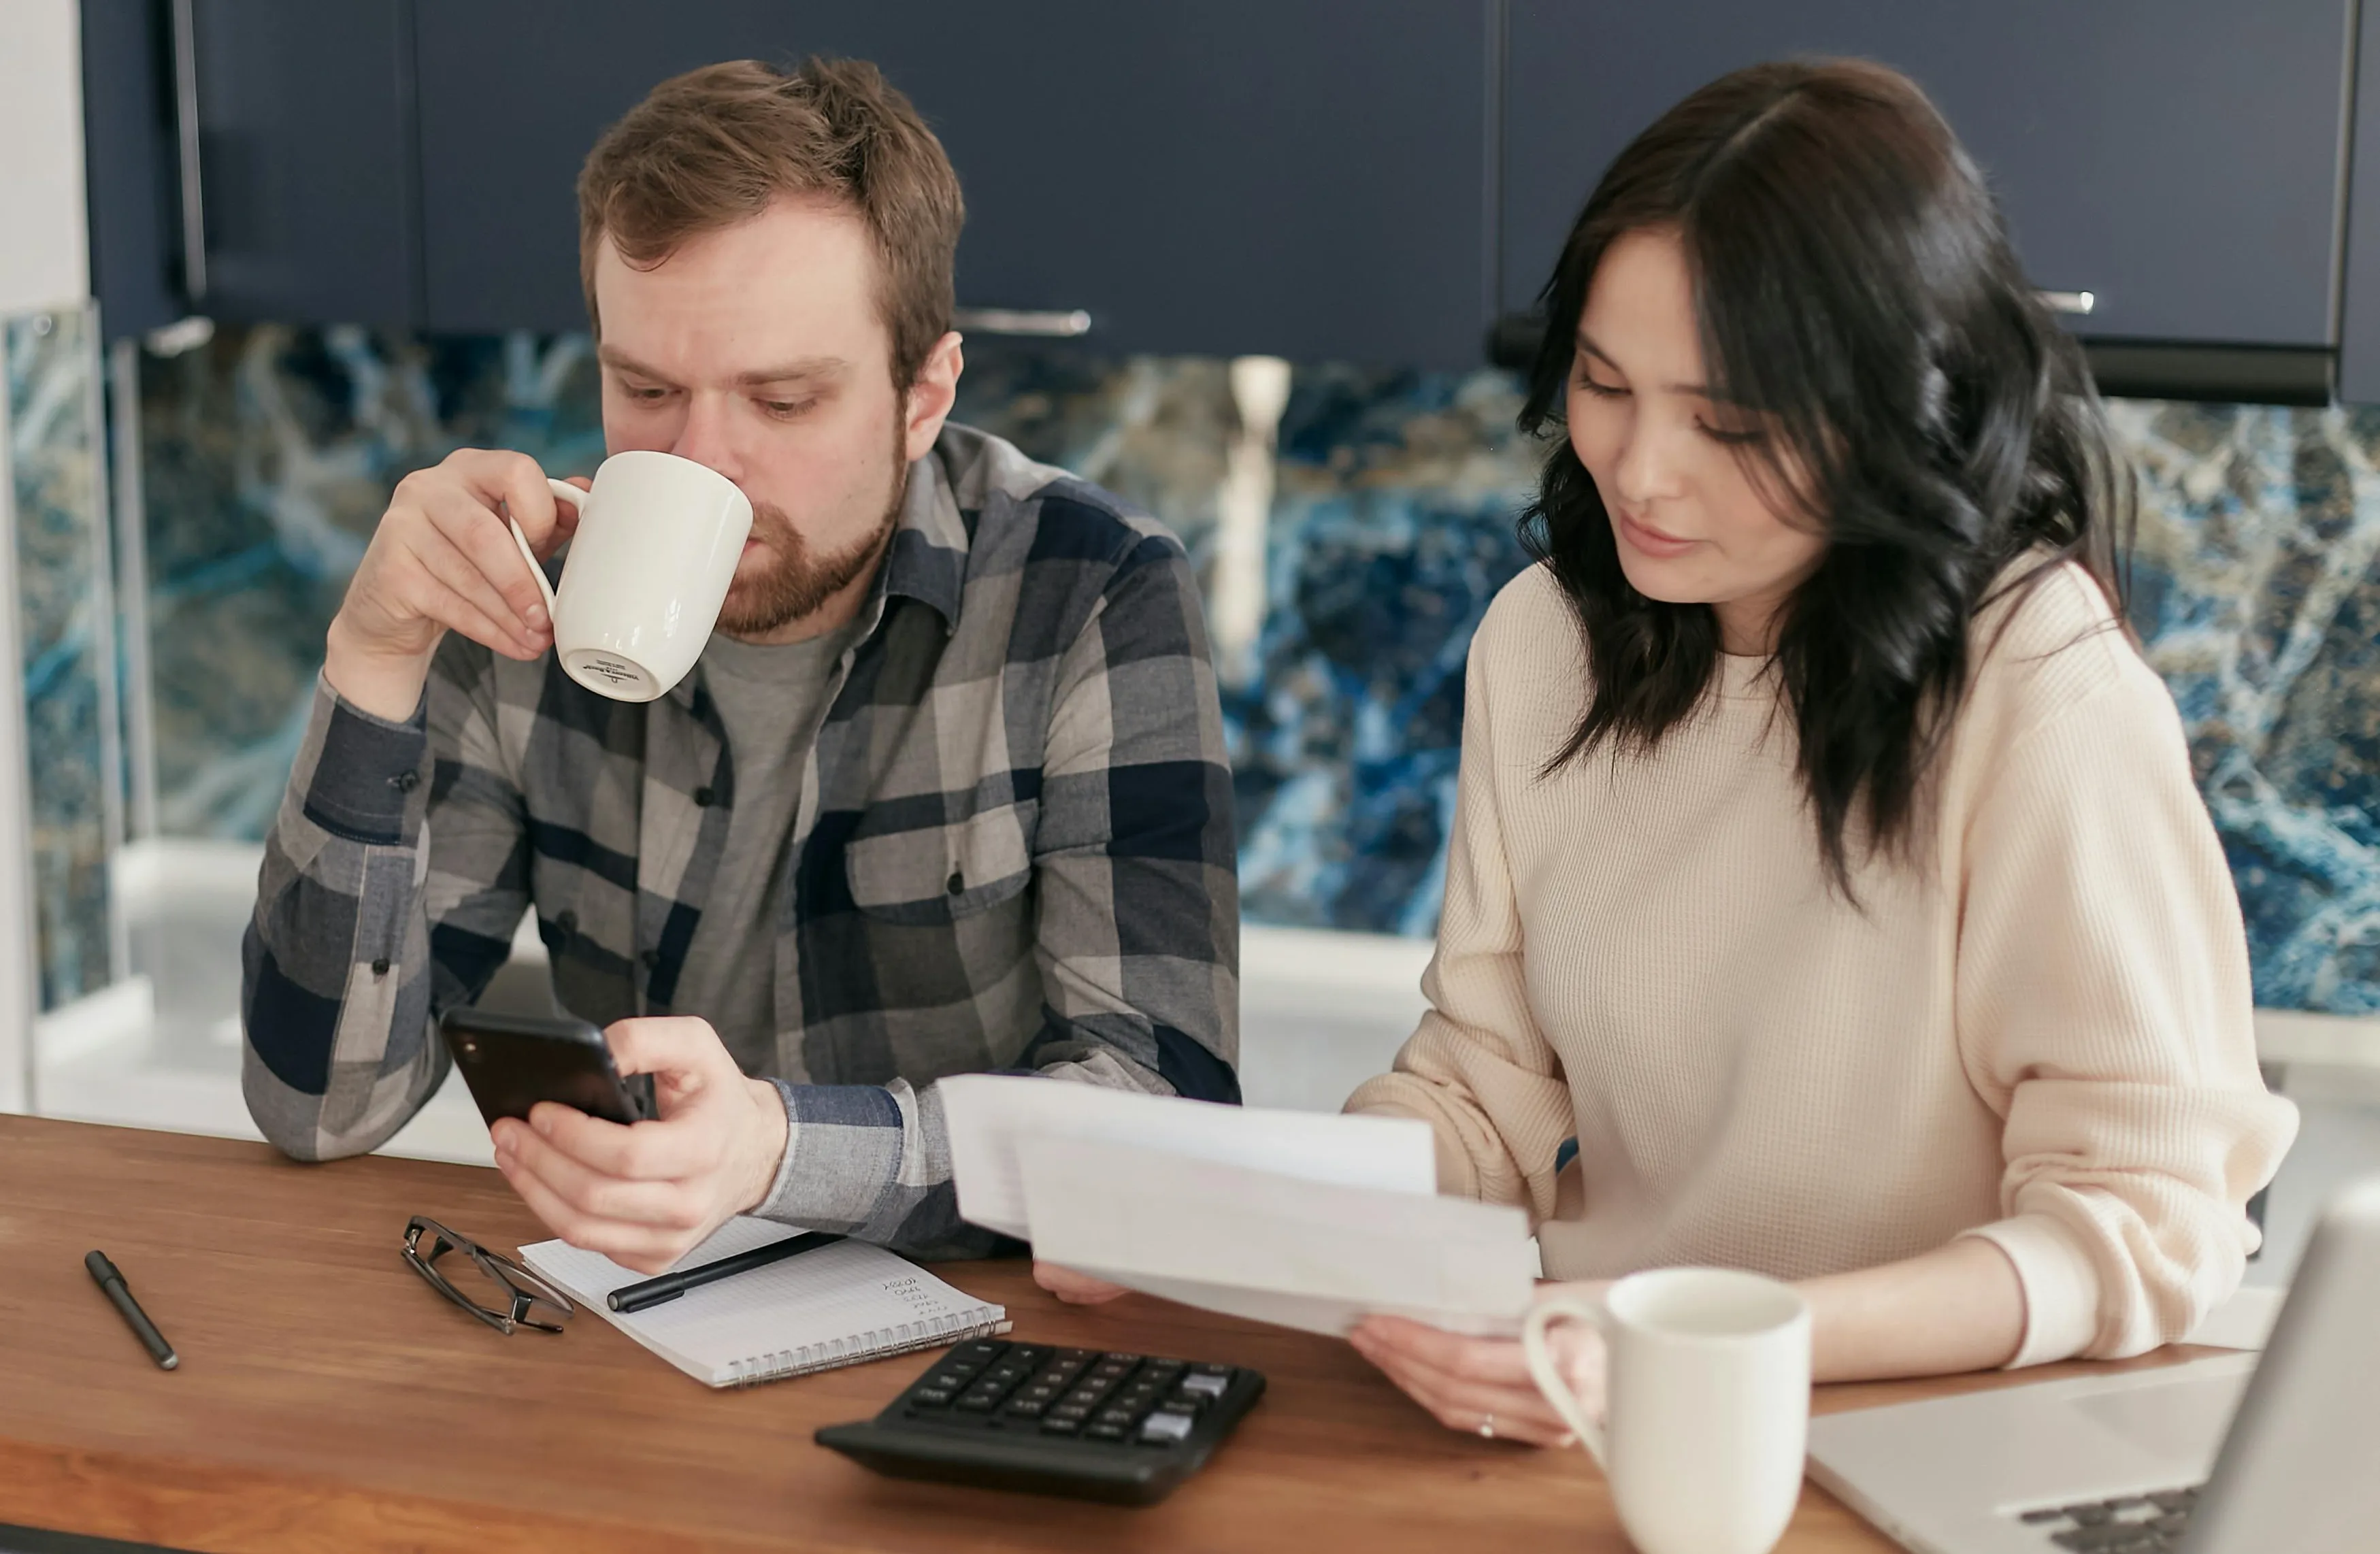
left=1523, top=1267, right=1812, bottom=1554
left=506, top=449, right=755, bottom=702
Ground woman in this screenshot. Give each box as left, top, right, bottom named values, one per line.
left=1044, top=56, right=2296, bottom=1445
left=1332, top=58, right=2296, bottom=1445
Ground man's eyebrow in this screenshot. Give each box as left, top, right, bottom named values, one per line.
left=595, top=346, right=674, bottom=382
left=733, top=357, right=848, bottom=387
left=594, top=349, right=850, bottom=387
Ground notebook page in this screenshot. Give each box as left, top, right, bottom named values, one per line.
left=520, top=1220, right=1004, bottom=1385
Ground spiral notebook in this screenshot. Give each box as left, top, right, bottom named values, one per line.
left=518, top=1218, right=1009, bottom=1387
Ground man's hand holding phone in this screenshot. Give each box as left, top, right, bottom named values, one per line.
left=489, top=1016, right=791, bottom=1275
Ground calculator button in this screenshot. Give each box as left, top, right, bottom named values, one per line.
left=1140, top=1410, right=1195, bottom=1444
left=1019, top=1383, right=1061, bottom=1402
left=1097, top=1407, right=1138, bottom=1427
left=1040, top=1416, right=1081, bottom=1436
left=1049, top=1404, right=1092, bottom=1423
left=956, top=1394, right=1002, bottom=1413
left=954, top=1341, right=1007, bottom=1361
left=1004, top=1400, right=1047, bottom=1419
left=1180, top=1372, right=1229, bottom=1398
left=1006, top=1345, right=1052, bottom=1366
left=1062, top=1388, right=1107, bottom=1410
left=908, top=1387, right=955, bottom=1408
left=1101, top=1351, right=1139, bottom=1365
left=1085, top=1423, right=1127, bottom=1442
left=1055, top=1347, right=1097, bottom=1363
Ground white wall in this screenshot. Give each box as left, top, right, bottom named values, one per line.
left=0, top=0, right=90, bottom=1109
left=0, top=0, right=90, bottom=314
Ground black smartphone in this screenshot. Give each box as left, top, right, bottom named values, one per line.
left=438, top=1008, right=655, bottom=1128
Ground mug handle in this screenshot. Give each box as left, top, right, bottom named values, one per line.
left=1521, top=1295, right=1611, bottom=1467
left=503, top=478, right=584, bottom=619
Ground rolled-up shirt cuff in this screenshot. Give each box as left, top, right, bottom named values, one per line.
left=303, top=674, right=429, bottom=845
left=751, top=1079, right=908, bottom=1232
left=1963, top=1214, right=2104, bottom=1368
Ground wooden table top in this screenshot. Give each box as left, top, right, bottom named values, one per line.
left=0, top=1114, right=2208, bottom=1553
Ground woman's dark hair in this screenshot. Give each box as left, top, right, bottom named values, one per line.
left=1517, top=57, right=2132, bottom=889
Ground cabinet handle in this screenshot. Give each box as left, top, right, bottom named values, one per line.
left=169, top=0, right=208, bottom=300
left=2038, top=290, right=2096, bottom=316
left=951, top=308, right=1093, bottom=337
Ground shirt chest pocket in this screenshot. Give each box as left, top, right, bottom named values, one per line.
left=843, top=799, right=1039, bottom=926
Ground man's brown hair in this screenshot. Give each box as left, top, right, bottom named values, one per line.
left=577, top=57, right=965, bottom=391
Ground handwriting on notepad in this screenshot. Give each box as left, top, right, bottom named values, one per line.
left=882, top=1275, right=964, bottom=1319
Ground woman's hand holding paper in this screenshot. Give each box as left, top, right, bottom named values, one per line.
left=1348, top=1280, right=1611, bottom=1449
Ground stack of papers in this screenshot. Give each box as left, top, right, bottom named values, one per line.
left=940, top=1075, right=1536, bottom=1336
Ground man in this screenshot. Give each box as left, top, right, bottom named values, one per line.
left=242, top=58, right=1238, bottom=1272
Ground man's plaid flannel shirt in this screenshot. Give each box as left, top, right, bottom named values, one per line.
left=242, top=425, right=1240, bottom=1257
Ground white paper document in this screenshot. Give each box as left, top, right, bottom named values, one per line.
left=1016, top=1134, right=1536, bottom=1336
left=937, top=1072, right=1438, bottom=1240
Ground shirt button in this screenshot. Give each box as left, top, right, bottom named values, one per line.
left=642, top=950, right=661, bottom=972
left=555, top=910, right=577, bottom=936
left=390, top=770, right=418, bottom=792
left=371, top=957, right=391, bottom=976
left=946, top=870, right=965, bottom=896
left=694, top=787, right=716, bottom=807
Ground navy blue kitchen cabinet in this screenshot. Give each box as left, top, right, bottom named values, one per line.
left=1502, top=1, right=2356, bottom=401
left=80, top=0, right=424, bottom=335
left=80, top=0, right=182, bottom=341
left=81, top=1, right=2375, bottom=399
left=2335, top=0, right=2380, bottom=401
left=178, top=1, right=422, bottom=328
left=412, top=0, right=1497, bottom=368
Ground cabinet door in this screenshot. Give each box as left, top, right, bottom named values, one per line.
left=415, top=0, right=1493, bottom=367
left=1502, top=1, right=2352, bottom=349
left=185, top=1, right=420, bottom=327
left=2336, top=1, right=2380, bottom=401
left=80, top=0, right=182, bottom=341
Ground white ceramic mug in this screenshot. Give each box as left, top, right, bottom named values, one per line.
left=1523, top=1268, right=1812, bottom=1554
left=505, top=450, right=754, bottom=702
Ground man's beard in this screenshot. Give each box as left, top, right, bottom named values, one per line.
left=714, top=449, right=907, bottom=638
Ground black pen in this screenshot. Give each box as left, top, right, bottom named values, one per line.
left=608, top=1230, right=845, bottom=1313
left=86, top=1251, right=178, bottom=1370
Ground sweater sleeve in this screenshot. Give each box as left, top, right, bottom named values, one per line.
left=1953, top=645, right=2298, bottom=1366
left=1345, top=586, right=1577, bottom=1216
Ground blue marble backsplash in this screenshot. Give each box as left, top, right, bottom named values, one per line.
left=20, top=323, right=2377, bottom=1016
left=6, top=305, right=116, bottom=1011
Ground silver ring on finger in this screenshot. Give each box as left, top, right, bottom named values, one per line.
left=1477, top=1412, right=1495, bottom=1440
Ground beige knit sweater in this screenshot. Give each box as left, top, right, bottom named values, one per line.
left=1348, top=561, right=2298, bottom=1366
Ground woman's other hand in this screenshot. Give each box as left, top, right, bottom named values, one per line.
left=1348, top=1280, right=1611, bottom=1447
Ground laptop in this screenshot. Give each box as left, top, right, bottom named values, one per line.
left=1806, top=1177, right=2380, bottom=1554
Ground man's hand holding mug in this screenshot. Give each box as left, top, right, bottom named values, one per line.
left=325, top=448, right=582, bottom=722
left=327, top=446, right=755, bottom=720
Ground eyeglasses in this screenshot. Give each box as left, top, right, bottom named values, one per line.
left=401, top=1216, right=575, bottom=1335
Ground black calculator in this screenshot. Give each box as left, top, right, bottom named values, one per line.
left=815, top=1339, right=1265, bottom=1504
